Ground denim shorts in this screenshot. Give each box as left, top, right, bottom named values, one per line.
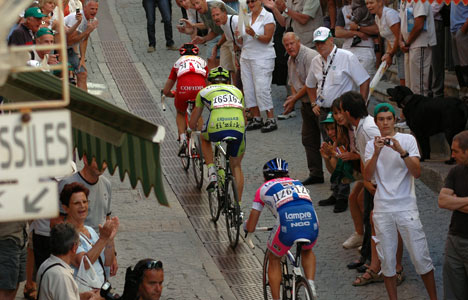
left=67, top=48, right=86, bottom=74
left=0, top=239, right=27, bottom=289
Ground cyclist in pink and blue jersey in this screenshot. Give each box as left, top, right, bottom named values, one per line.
left=244, top=158, right=319, bottom=300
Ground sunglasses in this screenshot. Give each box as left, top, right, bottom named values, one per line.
left=144, top=260, right=163, bottom=270
left=246, top=0, right=257, bottom=3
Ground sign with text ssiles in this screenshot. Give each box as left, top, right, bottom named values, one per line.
left=0, top=110, right=72, bottom=180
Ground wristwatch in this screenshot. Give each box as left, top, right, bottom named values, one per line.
left=284, top=7, right=289, bottom=13
left=254, top=33, right=260, bottom=39
left=357, top=25, right=361, bottom=31
left=400, top=152, right=409, bottom=159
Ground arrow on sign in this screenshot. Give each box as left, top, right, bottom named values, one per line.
left=24, top=188, right=48, bottom=213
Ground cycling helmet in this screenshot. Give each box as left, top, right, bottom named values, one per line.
left=179, top=43, right=199, bottom=56
left=208, top=66, right=230, bottom=84
left=263, top=158, right=289, bottom=180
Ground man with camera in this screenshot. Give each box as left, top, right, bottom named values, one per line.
left=363, top=103, right=437, bottom=299
left=101, top=259, right=163, bottom=300
left=64, top=0, right=99, bottom=91
left=36, top=223, right=101, bottom=300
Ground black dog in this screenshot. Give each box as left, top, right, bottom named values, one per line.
left=387, top=86, right=468, bottom=164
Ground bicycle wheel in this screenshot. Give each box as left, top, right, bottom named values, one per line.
left=180, top=136, right=190, bottom=171
left=295, top=277, right=314, bottom=300
left=192, top=135, right=204, bottom=189
left=208, top=186, right=222, bottom=222
left=262, top=251, right=273, bottom=300
left=225, top=176, right=240, bottom=249
left=263, top=252, right=290, bottom=300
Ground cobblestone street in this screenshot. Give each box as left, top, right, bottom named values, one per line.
left=16, top=0, right=453, bottom=298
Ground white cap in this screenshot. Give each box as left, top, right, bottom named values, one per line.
left=313, top=27, right=332, bottom=42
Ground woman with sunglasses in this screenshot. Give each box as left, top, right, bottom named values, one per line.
left=237, top=0, right=278, bottom=133
left=60, top=182, right=119, bottom=289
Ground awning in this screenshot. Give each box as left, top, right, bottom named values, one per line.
left=0, top=71, right=168, bottom=206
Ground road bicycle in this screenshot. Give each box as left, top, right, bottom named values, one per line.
left=161, top=90, right=203, bottom=189
left=207, top=137, right=241, bottom=249
left=246, top=227, right=316, bottom=300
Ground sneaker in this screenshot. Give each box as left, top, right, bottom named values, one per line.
left=238, top=211, right=244, bottom=226
left=308, top=280, right=317, bottom=300
left=178, top=139, right=187, bottom=157
left=278, top=111, right=296, bottom=120
left=318, top=195, right=336, bottom=206
left=147, top=46, right=155, bottom=53
left=333, top=199, right=348, bottom=213
left=343, top=232, right=363, bottom=249
left=206, top=172, right=217, bottom=192
left=261, top=119, right=278, bottom=133
left=166, top=44, right=178, bottom=51
left=246, top=118, right=263, bottom=131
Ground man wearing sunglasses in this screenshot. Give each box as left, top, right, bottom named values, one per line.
left=134, top=259, right=164, bottom=300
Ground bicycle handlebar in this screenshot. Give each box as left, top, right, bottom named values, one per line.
left=160, top=89, right=166, bottom=111
left=245, top=227, right=273, bottom=249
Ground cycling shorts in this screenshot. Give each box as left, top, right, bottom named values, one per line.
left=267, top=200, right=319, bottom=257
left=174, top=74, right=206, bottom=112
left=202, top=129, right=246, bottom=157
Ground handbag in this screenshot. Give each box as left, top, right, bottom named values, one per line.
left=75, top=255, right=104, bottom=292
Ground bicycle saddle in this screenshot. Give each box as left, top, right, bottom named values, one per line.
left=294, top=238, right=311, bottom=244
left=222, top=136, right=238, bottom=142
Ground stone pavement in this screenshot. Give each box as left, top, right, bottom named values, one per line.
left=17, top=0, right=452, bottom=298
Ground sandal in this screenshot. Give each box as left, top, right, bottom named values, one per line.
left=396, top=268, right=405, bottom=286
left=23, top=286, right=37, bottom=300
left=356, top=264, right=370, bottom=273
left=352, top=269, right=384, bottom=286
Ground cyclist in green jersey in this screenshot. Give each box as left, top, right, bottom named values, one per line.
left=189, top=66, right=246, bottom=203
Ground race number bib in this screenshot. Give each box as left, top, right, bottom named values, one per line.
left=273, top=185, right=311, bottom=208
left=175, top=56, right=207, bottom=77
left=212, top=94, right=243, bottom=109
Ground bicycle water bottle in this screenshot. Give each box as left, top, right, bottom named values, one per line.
left=218, top=168, right=225, bottom=187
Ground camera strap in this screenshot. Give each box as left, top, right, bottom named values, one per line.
left=37, top=263, right=65, bottom=299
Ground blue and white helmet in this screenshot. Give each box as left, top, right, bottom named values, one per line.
left=263, top=158, right=289, bottom=180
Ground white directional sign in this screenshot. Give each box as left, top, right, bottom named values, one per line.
left=0, top=110, right=72, bottom=221
left=0, top=109, right=72, bottom=180
left=0, top=181, right=59, bottom=221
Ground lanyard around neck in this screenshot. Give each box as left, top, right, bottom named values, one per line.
left=320, top=47, right=338, bottom=93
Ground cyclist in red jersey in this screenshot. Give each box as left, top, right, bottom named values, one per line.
left=162, top=43, right=208, bottom=155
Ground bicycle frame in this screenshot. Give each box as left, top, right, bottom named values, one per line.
left=246, top=229, right=313, bottom=300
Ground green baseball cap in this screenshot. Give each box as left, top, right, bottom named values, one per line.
left=321, top=112, right=335, bottom=123
left=374, top=103, right=396, bottom=117
left=24, top=7, right=47, bottom=18
left=36, top=27, right=54, bottom=38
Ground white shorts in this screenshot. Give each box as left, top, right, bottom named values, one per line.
left=373, top=210, right=434, bottom=277
left=240, top=57, right=275, bottom=111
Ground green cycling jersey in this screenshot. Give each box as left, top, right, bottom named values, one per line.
left=196, top=83, right=246, bottom=135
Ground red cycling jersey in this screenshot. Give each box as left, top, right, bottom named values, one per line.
left=168, top=55, right=208, bottom=112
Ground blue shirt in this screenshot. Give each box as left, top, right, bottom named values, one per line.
left=451, top=3, right=468, bottom=32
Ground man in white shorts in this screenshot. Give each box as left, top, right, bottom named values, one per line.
left=364, top=103, right=437, bottom=299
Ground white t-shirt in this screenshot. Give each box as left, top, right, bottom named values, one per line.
left=305, top=46, right=370, bottom=108
left=220, top=15, right=238, bottom=42
left=354, top=115, right=380, bottom=162
left=364, top=132, right=420, bottom=212
left=400, top=0, right=436, bottom=48
left=240, top=8, right=276, bottom=60
left=376, top=6, right=400, bottom=45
